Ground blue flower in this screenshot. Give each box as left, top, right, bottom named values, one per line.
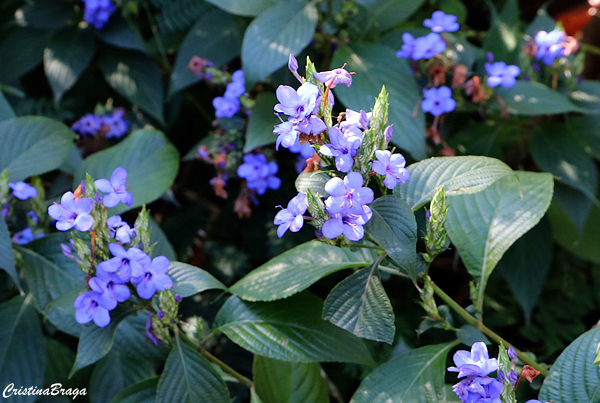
left=534, top=30, right=566, bottom=65
left=274, top=82, right=320, bottom=122
left=71, top=113, right=102, bottom=136
left=288, top=54, right=299, bottom=72
left=447, top=342, right=499, bottom=378
left=324, top=172, right=374, bottom=217
left=295, top=115, right=327, bottom=136
left=313, top=66, right=353, bottom=88
left=288, top=139, right=314, bottom=158
left=107, top=215, right=135, bottom=244
left=9, top=182, right=37, bottom=200
left=213, top=96, right=240, bottom=118
left=94, top=167, right=133, bottom=208
left=11, top=228, right=43, bottom=245
left=274, top=193, right=308, bottom=238
left=396, top=33, right=417, bottom=59
left=82, top=0, right=116, bottom=29
left=274, top=120, right=299, bottom=150
left=48, top=191, right=94, bottom=232
left=225, top=80, right=246, bottom=99
left=372, top=150, right=410, bottom=189
left=322, top=207, right=372, bottom=242
left=422, top=86, right=456, bottom=116
left=89, top=269, right=131, bottom=309
left=340, top=109, right=371, bottom=131
left=131, top=256, right=173, bottom=299
left=319, top=126, right=362, bottom=173
left=74, top=291, right=111, bottom=327
left=97, top=243, right=151, bottom=282
left=452, top=376, right=502, bottom=403
left=102, top=109, right=129, bottom=138
left=237, top=153, right=281, bottom=195
left=232, top=70, right=245, bottom=83
left=423, top=11, right=460, bottom=33
left=485, top=62, right=520, bottom=88
left=399, top=33, right=446, bottom=60
left=507, top=346, right=517, bottom=360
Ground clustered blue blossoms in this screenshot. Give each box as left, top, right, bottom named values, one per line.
left=448, top=342, right=502, bottom=403
left=484, top=62, right=521, bottom=89
left=82, top=0, right=115, bottom=30
left=534, top=30, right=568, bottom=66
left=396, top=10, right=458, bottom=61
left=213, top=70, right=246, bottom=119
left=5, top=182, right=44, bottom=245
left=237, top=153, right=281, bottom=195
left=71, top=109, right=129, bottom=138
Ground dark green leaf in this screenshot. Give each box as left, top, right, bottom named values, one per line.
left=241, top=1, right=318, bottom=85
left=553, top=182, right=593, bottom=233
left=568, top=115, right=600, bottom=161
left=244, top=92, right=279, bottom=152
left=0, top=28, right=54, bottom=84
left=0, top=116, right=75, bottom=182
left=539, top=325, right=600, bottom=402
left=169, top=9, right=244, bottom=96
left=524, top=7, right=555, bottom=37
left=253, top=355, right=329, bottom=403
left=110, top=378, right=158, bottom=403
left=148, top=216, right=176, bottom=261
left=332, top=43, right=425, bottom=160
left=168, top=261, right=227, bottom=298
left=0, top=295, right=46, bottom=403
left=350, top=343, right=454, bottom=402
left=215, top=293, right=375, bottom=366
left=205, top=0, right=277, bottom=16
left=113, top=312, right=169, bottom=363
left=323, top=265, right=395, bottom=343
left=95, top=17, right=148, bottom=53
left=493, top=81, right=584, bottom=115
left=44, top=338, right=75, bottom=386
left=46, top=286, right=87, bottom=337
left=21, top=0, right=75, bottom=29
left=74, top=128, right=179, bottom=215
left=98, top=49, right=165, bottom=124
left=548, top=202, right=600, bottom=265
left=570, top=79, right=600, bottom=113
left=295, top=171, right=329, bottom=198
left=457, top=325, right=491, bottom=346
left=156, top=336, right=231, bottom=403
left=44, top=28, right=95, bottom=104
left=483, top=0, right=520, bottom=64
left=0, top=217, right=17, bottom=286
left=0, top=91, right=15, bottom=122
left=365, top=196, right=417, bottom=279
left=362, top=0, right=426, bottom=34
left=229, top=241, right=377, bottom=301
left=394, top=156, right=513, bottom=210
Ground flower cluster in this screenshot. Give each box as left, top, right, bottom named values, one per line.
left=396, top=11, right=458, bottom=61
left=534, top=30, right=568, bottom=66
left=448, top=342, right=502, bottom=403
left=2, top=175, right=45, bottom=244
left=82, top=0, right=116, bottom=30
left=484, top=61, right=521, bottom=89
left=237, top=153, right=281, bottom=196
left=71, top=109, right=129, bottom=139
left=213, top=70, right=246, bottom=119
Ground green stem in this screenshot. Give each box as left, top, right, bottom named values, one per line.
left=430, top=280, right=549, bottom=377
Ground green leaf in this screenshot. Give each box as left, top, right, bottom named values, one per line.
left=168, top=261, right=227, bottom=298
left=229, top=241, right=376, bottom=301
left=21, top=0, right=75, bottom=29
left=215, top=293, right=375, bottom=366
left=46, top=286, right=87, bottom=337
left=95, top=17, right=148, bottom=54
left=493, top=81, right=584, bottom=116
left=169, top=9, right=244, bottom=96
left=112, top=312, right=169, bottom=363
left=0, top=116, right=75, bottom=182
left=89, top=350, right=154, bottom=403
left=361, top=0, right=425, bottom=34
left=148, top=216, right=176, bottom=260
left=0, top=295, right=46, bottom=403
left=323, top=264, right=395, bottom=343
left=44, top=28, right=95, bottom=104
left=44, top=338, right=75, bottom=386
left=110, top=378, right=158, bottom=403
left=15, top=233, right=85, bottom=310
left=0, top=216, right=17, bottom=286
left=539, top=325, right=600, bottom=402
left=244, top=92, right=279, bottom=152
left=483, top=0, right=520, bottom=64
left=394, top=156, right=513, bottom=210
left=445, top=171, right=554, bottom=309
left=0, top=28, right=54, bottom=84
left=524, top=7, right=555, bottom=37
left=253, top=355, right=329, bottom=403
left=332, top=43, right=425, bottom=160
left=0, top=91, right=15, bottom=122
left=206, top=0, right=277, bottom=16
left=350, top=343, right=454, bottom=403
left=548, top=202, right=600, bottom=265
left=295, top=171, right=329, bottom=198
left=241, top=0, right=318, bottom=85
left=365, top=196, right=417, bottom=279
left=156, top=336, right=230, bottom=403
left=498, top=218, right=552, bottom=324
left=98, top=49, right=165, bottom=124
left=74, top=128, right=179, bottom=215
left=569, top=79, right=600, bottom=113
left=456, top=325, right=491, bottom=346
left=552, top=182, right=593, bottom=233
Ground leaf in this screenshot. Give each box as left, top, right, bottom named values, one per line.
left=539, top=325, right=600, bottom=403
left=241, top=0, right=318, bottom=85
left=333, top=43, right=425, bottom=160
left=244, top=92, right=279, bottom=152
left=89, top=350, right=154, bottom=403
left=95, top=17, right=148, bottom=54
left=493, top=81, right=585, bottom=116
left=215, top=293, right=375, bottom=366
left=0, top=28, right=54, bottom=84
left=253, top=355, right=329, bottom=403
left=569, top=79, right=600, bottom=113
left=295, top=171, right=329, bottom=198
left=350, top=343, right=454, bottom=403
left=483, top=0, right=520, bottom=64
left=148, top=216, right=177, bottom=261
left=456, top=325, right=491, bottom=346
left=445, top=171, right=554, bottom=309
left=112, top=312, right=169, bottom=364
left=74, top=128, right=179, bottom=215
left=524, top=7, right=555, bottom=37
left=98, top=49, right=165, bottom=124
left=205, top=0, right=278, bottom=16
left=0, top=295, right=46, bottom=403
left=46, top=286, right=87, bottom=337
left=552, top=182, right=593, bottom=233
left=168, top=261, right=227, bottom=298
left=323, top=264, right=395, bottom=343
left=394, top=156, right=513, bottom=210
left=0, top=216, right=17, bottom=286
left=365, top=196, right=417, bottom=279
left=362, top=0, right=426, bottom=35
left=0, top=91, right=15, bottom=122
left=21, top=0, right=75, bottom=29
left=44, top=338, right=75, bottom=386
left=156, top=336, right=230, bottom=403
left=44, top=27, right=96, bottom=104
left=498, top=218, right=552, bottom=324
left=111, top=378, right=159, bottom=403
left=229, top=241, right=377, bottom=301
left=169, top=9, right=244, bottom=96
left=0, top=116, right=75, bottom=182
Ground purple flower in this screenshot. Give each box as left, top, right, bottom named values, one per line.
left=102, top=109, right=129, bottom=138
left=74, top=291, right=111, bottom=327
left=94, top=167, right=133, bottom=208
left=61, top=239, right=77, bottom=261
left=452, top=376, right=502, bottom=403
left=372, top=150, right=410, bottom=189
left=131, top=256, right=173, bottom=299
left=9, top=182, right=37, bottom=200
left=319, top=126, right=362, bottom=173
left=224, top=80, right=246, bottom=99
left=274, top=82, right=320, bottom=122
left=448, top=342, right=499, bottom=378
left=534, top=30, right=566, bottom=65
left=89, top=269, right=131, bottom=310
left=174, top=294, right=182, bottom=303
left=274, top=120, right=299, bottom=150
left=423, top=11, right=460, bottom=33
left=237, top=153, right=281, bottom=195
left=97, top=243, right=151, bottom=282
left=313, top=66, right=353, bottom=88
left=48, top=191, right=94, bottom=232
left=11, top=228, right=43, bottom=245
left=213, top=96, right=240, bottom=118
left=232, top=70, right=245, bottom=83
left=288, top=54, right=299, bottom=72
left=82, top=0, right=116, bottom=29
left=341, top=109, right=371, bottom=131
left=288, top=139, right=314, bottom=158
left=107, top=215, right=135, bottom=244
left=71, top=113, right=102, bottom=136
left=396, top=33, right=417, bottom=59
left=324, top=172, right=374, bottom=216
left=412, top=33, right=446, bottom=60
left=507, top=369, right=518, bottom=386
left=274, top=193, right=308, bottom=238
left=322, top=206, right=372, bottom=241
left=145, top=312, right=162, bottom=345
left=507, top=346, right=517, bottom=360
left=295, top=115, right=327, bottom=136
left=485, top=62, right=520, bottom=88
left=422, top=86, right=456, bottom=116
left=27, top=210, right=39, bottom=224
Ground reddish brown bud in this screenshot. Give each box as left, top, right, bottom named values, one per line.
left=428, top=62, right=448, bottom=87
left=452, top=64, right=468, bottom=87
left=521, top=365, right=541, bottom=383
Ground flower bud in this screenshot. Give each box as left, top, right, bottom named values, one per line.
left=94, top=192, right=102, bottom=205
left=288, top=54, right=299, bottom=72
left=175, top=294, right=182, bottom=303
left=157, top=310, right=165, bottom=319
left=384, top=125, right=393, bottom=145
